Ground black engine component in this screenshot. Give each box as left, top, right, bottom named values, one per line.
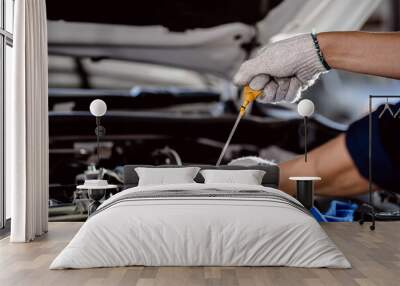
left=49, top=88, right=220, bottom=111
left=46, top=0, right=283, bottom=31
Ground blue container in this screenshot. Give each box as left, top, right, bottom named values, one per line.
left=310, top=207, right=328, bottom=222
left=311, top=200, right=357, bottom=222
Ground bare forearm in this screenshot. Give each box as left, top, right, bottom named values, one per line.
left=279, top=134, right=369, bottom=197
left=318, top=32, right=400, bottom=79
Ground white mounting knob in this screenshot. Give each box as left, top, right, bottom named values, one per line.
left=90, top=99, right=107, bottom=117
left=297, top=99, right=315, bottom=117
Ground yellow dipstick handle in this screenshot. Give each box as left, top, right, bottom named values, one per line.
left=239, top=86, right=263, bottom=116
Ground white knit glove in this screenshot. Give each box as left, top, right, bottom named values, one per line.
left=233, top=34, right=329, bottom=103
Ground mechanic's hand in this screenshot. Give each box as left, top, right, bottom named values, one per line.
left=234, top=34, right=329, bottom=103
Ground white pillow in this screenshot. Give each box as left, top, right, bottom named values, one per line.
left=135, top=167, right=200, bottom=186
left=200, top=169, right=266, bottom=185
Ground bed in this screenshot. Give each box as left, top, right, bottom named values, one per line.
left=50, top=165, right=350, bottom=269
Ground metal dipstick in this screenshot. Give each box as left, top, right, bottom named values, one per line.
left=216, top=113, right=242, bottom=166
left=215, top=86, right=262, bottom=166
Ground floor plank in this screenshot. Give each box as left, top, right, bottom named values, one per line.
left=0, top=222, right=398, bottom=286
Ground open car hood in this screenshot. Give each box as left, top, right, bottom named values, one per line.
left=47, top=0, right=381, bottom=78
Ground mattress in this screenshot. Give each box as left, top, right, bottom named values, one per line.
left=50, top=183, right=350, bottom=269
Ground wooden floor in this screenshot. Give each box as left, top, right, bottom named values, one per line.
left=0, top=222, right=399, bottom=286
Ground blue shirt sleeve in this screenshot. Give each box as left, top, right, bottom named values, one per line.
left=345, top=102, right=400, bottom=191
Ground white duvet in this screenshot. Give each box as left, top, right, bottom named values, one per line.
left=50, top=183, right=350, bottom=269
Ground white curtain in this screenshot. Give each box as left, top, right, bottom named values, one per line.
left=7, top=0, right=49, bottom=242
